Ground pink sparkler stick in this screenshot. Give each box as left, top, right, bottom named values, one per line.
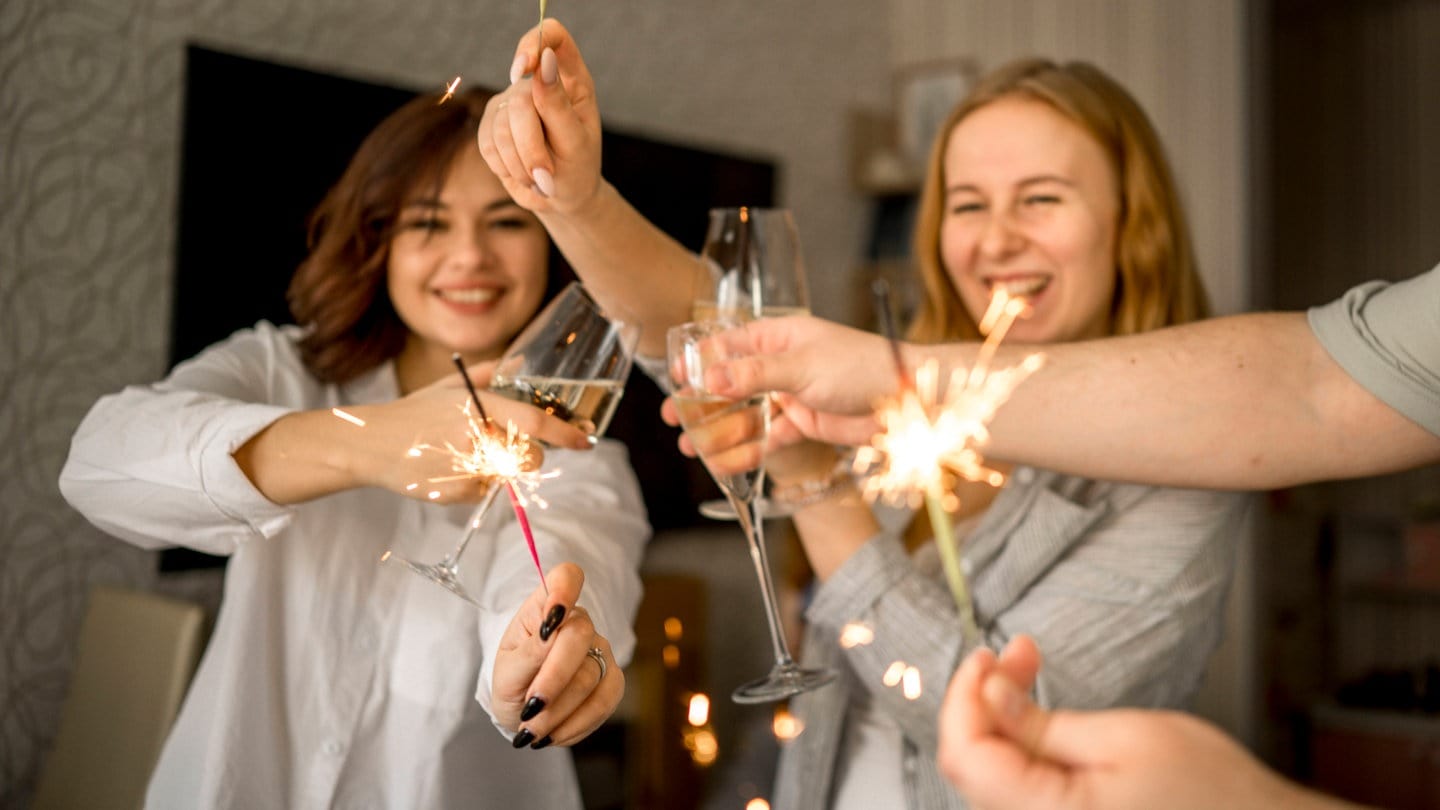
left=452, top=354, right=548, bottom=593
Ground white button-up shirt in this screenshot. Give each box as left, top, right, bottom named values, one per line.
left=59, top=322, right=651, bottom=810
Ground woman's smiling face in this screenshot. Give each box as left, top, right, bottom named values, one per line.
left=386, top=146, right=549, bottom=373
left=939, top=95, right=1121, bottom=343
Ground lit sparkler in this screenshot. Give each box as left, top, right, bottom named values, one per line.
left=857, top=285, right=1044, bottom=646
left=438, top=76, right=462, bottom=105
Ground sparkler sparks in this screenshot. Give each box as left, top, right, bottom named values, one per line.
left=857, top=286, right=1044, bottom=646
left=438, top=76, right=462, bottom=105
left=331, top=407, right=366, bottom=427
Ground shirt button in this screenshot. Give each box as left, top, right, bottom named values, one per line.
left=323, top=740, right=344, bottom=756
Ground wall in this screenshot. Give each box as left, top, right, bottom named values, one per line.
left=0, top=1, right=888, bottom=803
left=886, top=0, right=1257, bottom=743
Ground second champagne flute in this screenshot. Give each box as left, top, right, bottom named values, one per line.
left=694, top=206, right=810, bottom=520
left=668, top=319, right=835, bottom=703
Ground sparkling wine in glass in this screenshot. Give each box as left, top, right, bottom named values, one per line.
left=668, top=319, right=835, bottom=703
left=693, top=207, right=811, bottom=520
left=390, top=282, right=639, bottom=603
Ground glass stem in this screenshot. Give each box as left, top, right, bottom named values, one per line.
left=441, top=484, right=503, bottom=572
left=732, top=477, right=796, bottom=669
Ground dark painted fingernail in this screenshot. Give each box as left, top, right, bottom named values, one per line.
left=539, top=605, right=566, bottom=642
left=520, top=696, right=546, bottom=722
left=512, top=729, right=536, bottom=749
left=530, top=735, right=553, bottom=750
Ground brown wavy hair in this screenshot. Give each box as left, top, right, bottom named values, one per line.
left=288, top=87, right=572, bottom=383
left=908, top=57, right=1210, bottom=344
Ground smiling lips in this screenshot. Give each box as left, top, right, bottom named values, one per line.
left=985, top=274, right=1051, bottom=298
left=435, top=287, right=500, bottom=306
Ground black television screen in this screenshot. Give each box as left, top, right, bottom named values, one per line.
left=166, top=44, right=775, bottom=569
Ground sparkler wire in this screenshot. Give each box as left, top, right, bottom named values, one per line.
left=451, top=354, right=548, bottom=593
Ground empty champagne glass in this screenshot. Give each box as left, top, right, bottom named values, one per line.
left=667, top=319, right=835, bottom=703
left=390, top=282, right=639, bottom=603
left=693, top=207, right=811, bottom=520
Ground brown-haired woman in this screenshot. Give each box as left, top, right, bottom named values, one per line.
left=60, top=87, right=650, bottom=809
left=481, top=28, right=1245, bottom=810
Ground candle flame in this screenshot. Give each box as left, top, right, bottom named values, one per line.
left=688, top=693, right=711, bottom=726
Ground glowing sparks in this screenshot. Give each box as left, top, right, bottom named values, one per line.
left=772, top=707, right=803, bottom=741
left=839, top=622, right=875, bottom=649
left=747, top=800, right=771, bottom=810
left=879, top=660, right=923, bottom=699
left=856, top=287, right=1043, bottom=645
left=901, top=666, right=922, bottom=700
left=438, top=76, right=462, bottom=104
left=331, top=407, right=366, bottom=427
left=409, top=401, right=557, bottom=508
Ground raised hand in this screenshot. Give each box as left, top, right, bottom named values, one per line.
left=492, top=563, right=623, bottom=749
left=477, top=19, right=602, bottom=216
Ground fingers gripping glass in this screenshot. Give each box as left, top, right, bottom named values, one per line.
left=390, top=283, right=640, bottom=604
left=693, top=207, right=811, bottom=521
left=667, top=320, right=835, bottom=703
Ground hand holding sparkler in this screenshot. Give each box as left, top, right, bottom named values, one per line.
left=478, top=18, right=602, bottom=214
left=492, top=562, right=624, bottom=750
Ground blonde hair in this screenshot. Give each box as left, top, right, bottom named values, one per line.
left=908, top=57, right=1210, bottom=344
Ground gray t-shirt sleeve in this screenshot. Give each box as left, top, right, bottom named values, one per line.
left=1307, top=263, right=1440, bottom=437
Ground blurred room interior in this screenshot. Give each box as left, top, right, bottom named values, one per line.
left=3, top=0, right=1438, bottom=808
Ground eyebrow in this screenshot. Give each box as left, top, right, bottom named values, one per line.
left=945, top=174, right=1077, bottom=195
left=399, top=198, right=523, bottom=213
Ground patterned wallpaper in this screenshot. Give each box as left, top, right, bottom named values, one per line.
left=0, top=0, right=889, bottom=804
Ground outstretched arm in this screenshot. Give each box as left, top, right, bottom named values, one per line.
left=708, top=309, right=1440, bottom=490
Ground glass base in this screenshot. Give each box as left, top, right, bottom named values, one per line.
left=731, top=664, right=837, bottom=704
left=699, top=497, right=794, bottom=521
left=388, top=555, right=478, bottom=606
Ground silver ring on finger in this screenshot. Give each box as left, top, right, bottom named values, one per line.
left=586, top=646, right=607, bottom=681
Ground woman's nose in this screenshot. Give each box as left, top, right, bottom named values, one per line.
left=448, top=227, right=490, bottom=271
left=978, top=213, right=1026, bottom=259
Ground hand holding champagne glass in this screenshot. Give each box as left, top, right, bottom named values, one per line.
left=667, top=319, right=835, bottom=703
left=693, top=207, right=812, bottom=519
left=390, top=283, right=638, bottom=603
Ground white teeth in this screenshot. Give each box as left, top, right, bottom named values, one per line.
left=990, top=277, right=1049, bottom=297
left=437, top=288, right=498, bottom=304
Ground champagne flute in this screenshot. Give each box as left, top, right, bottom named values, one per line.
left=693, top=207, right=811, bottom=520
left=667, top=320, right=835, bottom=703
left=390, top=282, right=639, bottom=603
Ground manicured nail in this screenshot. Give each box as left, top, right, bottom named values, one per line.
left=531, top=167, right=555, bottom=198
left=529, top=735, right=554, bottom=750
left=539, top=604, right=566, bottom=641
left=521, top=696, right=546, bottom=722
left=512, top=728, right=536, bottom=749
left=509, top=54, right=527, bottom=85
left=540, top=48, right=558, bottom=85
